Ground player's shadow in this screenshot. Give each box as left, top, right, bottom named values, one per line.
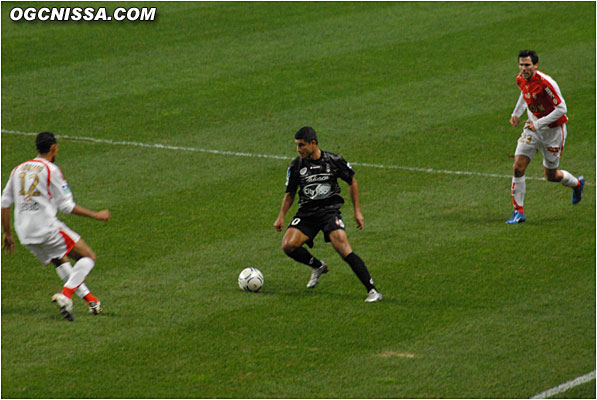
left=258, top=284, right=398, bottom=304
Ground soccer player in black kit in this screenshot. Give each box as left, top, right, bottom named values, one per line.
left=273, top=126, right=382, bottom=302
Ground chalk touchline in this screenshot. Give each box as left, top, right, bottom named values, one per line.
left=1, top=129, right=586, bottom=184
left=530, top=370, right=596, bottom=399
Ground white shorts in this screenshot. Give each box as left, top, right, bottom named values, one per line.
left=24, top=224, right=81, bottom=265
left=514, top=124, right=567, bottom=169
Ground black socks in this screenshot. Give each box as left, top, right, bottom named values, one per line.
left=344, top=252, right=376, bottom=292
left=286, top=248, right=376, bottom=292
left=287, top=247, right=323, bottom=269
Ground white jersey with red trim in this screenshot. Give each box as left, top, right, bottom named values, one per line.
left=513, top=70, right=568, bottom=130
left=1, top=157, right=76, bottom=244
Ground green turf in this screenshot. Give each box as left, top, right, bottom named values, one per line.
left=1, top=2, right=595, bottom=398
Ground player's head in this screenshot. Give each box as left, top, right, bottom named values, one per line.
left=518, top=50, right=539, bottom=80
left=36, top=131, right=58, bottom=161
left=518, top=50, right=538, bottom=65
left=294, top=126, right=320, bottom=159
left=295, top=126, right=318, bottom=145
left=36, top=132, right=56, bottom=154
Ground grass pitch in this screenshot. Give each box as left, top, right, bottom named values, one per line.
left=1, top=2, right=595, bottom=398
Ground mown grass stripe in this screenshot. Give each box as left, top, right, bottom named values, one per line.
left=2, top=128, right=559, bottom=183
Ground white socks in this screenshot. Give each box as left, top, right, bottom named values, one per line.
left=511, top=176, right=526, bottom=212
left=56, top=262, right=90, bottom=298
left=511, top=170, right=579, bottom=213
left=63, top=257, right=95, bottom=291
left=559, top=170, right=579, bottom=188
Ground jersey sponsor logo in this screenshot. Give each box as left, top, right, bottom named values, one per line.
left=21, top=190, right=40, bottom=211
left=528, top=103, right=545, bottom=113
left=304, top=174, right=332, bottom=183
left=21, top=200, right=40, bottom=211
left=303, top=183, right=332, bottom=199
left=299, top=167, right=308, bottom=176
left=61, top=184, right=71, bottom=194
left=285, top=168, right=291, bottom=186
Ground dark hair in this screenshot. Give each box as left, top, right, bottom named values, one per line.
left=36, top=131, right=57, bottom=154
left=295, top=126, right=318, bottom=144
left=518, top=50, right=539, bottom=65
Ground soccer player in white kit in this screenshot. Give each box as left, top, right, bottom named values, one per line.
left=507, top=50, right=584, bottom=224
left=1, top=132, right=110, bottom=321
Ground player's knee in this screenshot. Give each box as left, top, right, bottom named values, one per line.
left=336, top=241, right=352, bottom=257
left=513, top=164, right=526, bottom=177
left=85, top=250, right=97, bottom=263
left=330, top=234, right=351, bottom=257
left=544, top=170, right=560, bottom=182
left=51, top=258, right=65, bottom=267
left=545, top=174, right=558, bottom=182
left=336, top=246, right=352, bottom=259
left=281, top=240, right=297, bottom=255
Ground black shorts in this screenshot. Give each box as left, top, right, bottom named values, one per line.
left=287, top=209, right=346, bottom=245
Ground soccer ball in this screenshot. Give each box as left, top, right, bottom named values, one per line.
left=238, top=267, right=264, bottom=292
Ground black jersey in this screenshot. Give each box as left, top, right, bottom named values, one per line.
left=285, top=150, right=355, bottom=215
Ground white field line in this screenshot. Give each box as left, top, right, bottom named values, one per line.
left=1, top=129, right=291, bottom=161
left=0, top=129, right=578, bottom=183
left=530, top=370, right=596, bottom=399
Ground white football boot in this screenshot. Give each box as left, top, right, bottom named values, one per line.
left=306, top=262, right=328, bottom=288
left=365, top=289, right=383, bottom=303
left=51, top=293, right=74, bottom=321
left=88, top=301, right=102, bottom=315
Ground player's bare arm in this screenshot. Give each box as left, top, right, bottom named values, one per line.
left=274, top=193, right=294, bottom=231
left=510, top=116, right=520, bottom=127
left=71, top=205, right=111, bottom=221
left=1, top=208, right=15, bottom=255
left=349, top=178, right=364, bottom=230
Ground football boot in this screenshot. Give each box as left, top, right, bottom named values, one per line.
left=306, top=262, right=328, bottom=289
left=506, top=210, right=526, bottom=224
